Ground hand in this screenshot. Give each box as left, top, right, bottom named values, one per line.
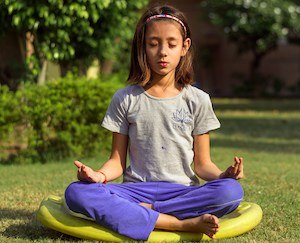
left=74, top=161, right=104, bottom=183
left=220, top=157, right=244, bottom=180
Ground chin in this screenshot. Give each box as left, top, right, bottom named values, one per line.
left=153, top=68, right=174, bottom=76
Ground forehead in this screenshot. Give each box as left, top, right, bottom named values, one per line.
left=145, top=20, right=183, bottom=40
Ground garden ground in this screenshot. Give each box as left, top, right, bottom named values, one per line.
left=0, top=99, right=299, bottom=242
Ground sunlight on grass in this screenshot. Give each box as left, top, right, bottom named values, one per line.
left=1, top=99, right=300, bottom=242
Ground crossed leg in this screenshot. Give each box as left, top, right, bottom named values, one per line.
left=140, top=203, right=219, bottom=238
left=139, top=178, right=243, bottom=238
left=65, top=179, right=243, bottom=240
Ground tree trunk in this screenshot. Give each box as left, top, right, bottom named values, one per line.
left=250, top=52, right=263, bottom=97
left=37, top=60, right=47, bottom=85
left=59, top=61, right=69, bottom=77
left=17, top=32, right=26, bottom=65
left=78, top=60, right=87, bottom=76
left=100, top=59, right=114, bottom=75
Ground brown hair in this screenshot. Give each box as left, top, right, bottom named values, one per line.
left=127, top=5, right=194, bottom=86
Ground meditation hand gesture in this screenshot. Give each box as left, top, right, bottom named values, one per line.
left=220, top=157, right=244, bottom=180
left=74, top=161, right=105, bottom=183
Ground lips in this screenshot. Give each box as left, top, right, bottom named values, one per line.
left=158, top=61, right=168, bottom=67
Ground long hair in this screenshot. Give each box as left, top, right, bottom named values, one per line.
left=127, top=5, right=194, bottom=86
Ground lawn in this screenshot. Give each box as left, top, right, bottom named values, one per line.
left=0, top=99, right=299, bottom=242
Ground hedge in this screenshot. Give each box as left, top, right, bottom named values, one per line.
left=0, top=75, right=124, bottom=164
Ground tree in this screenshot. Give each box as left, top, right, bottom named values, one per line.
left=0, top=0, right=148, bottom=86
left=201, top=0, right=300, bottom=96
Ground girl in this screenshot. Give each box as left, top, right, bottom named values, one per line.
left=65, top=5, right=244, bottom=241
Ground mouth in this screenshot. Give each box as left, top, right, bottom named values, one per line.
left=158, top=61, right=168, bottom=67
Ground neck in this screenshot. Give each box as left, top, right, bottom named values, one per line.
left=148, top=71, right=176, bottom=90
left=144, top=73, right=182, bottom=98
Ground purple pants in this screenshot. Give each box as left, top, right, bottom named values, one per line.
left=65, top=178, right=243, bottom=240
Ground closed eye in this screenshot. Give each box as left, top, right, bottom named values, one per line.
left=148, top=43, right=158, bottom=47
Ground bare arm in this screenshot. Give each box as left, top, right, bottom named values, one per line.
left=193, top=133, right=244, bottom=181
left=193, top=133, right=222, bottom=181
left=75, top=132, right=128, bottom=183
left=97, top=132, right=128, bottom=181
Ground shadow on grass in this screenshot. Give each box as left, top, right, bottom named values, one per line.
left=214, top=99, right=300, bottom=113
left=3, top=222, right=79, bottom=241
left=212, top=137, right=300, bottom=154
left=218, top=117, right=300, bottom=141
left=1, top=208, right=79, bottom=241
left=3, top=220, right=80, bottom=241
left=213, top=116, right=300, bottom=154
left=0, top=208, right=33, bottom=220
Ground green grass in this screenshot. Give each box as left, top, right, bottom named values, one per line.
left=1, top=99, right=300, bottom=242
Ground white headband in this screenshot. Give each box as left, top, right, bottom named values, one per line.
left=146, top=14, right=187, bottom=37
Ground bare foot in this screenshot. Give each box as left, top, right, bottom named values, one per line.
left=139, top=202, right=153, bottom=209
left=144, top=204, right=219, bottom=239
left=182, top=214, right=219, bottom=238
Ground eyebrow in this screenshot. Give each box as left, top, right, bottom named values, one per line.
left=146, top=36, right=179, bottom=41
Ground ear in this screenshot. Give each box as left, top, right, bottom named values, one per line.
left=181, top=38, right=191, bottom=57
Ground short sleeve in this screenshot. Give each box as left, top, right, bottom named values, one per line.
left=101, top=89, right=129, bottom=135
left=192, top=93, right=220, bottom=135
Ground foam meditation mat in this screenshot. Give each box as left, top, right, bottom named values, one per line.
left=37, top=195, right=262, bottom=241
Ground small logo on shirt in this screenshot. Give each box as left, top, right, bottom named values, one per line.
left=172, top=108, right=192, bottom=131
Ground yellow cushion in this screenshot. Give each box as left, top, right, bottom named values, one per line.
left=37, top=195, right=262, bottom=241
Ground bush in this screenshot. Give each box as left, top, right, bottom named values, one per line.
left=0, top=86, right=21, bottom=140
left=0, top=75, right=124, bottom=164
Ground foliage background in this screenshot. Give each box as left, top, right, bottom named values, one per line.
left=1, top=99, right=300, bottom=242
left=0, top=75, right=124, bottom=164
left=0, top=0, right=148, bottom=84
left=201, top=0, right=300, bottom=96
left=0, top=1, right=299, bottom=241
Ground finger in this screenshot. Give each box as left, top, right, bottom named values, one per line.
left=223, top=166, right=232, bottom=178
left=81, top=165, right=89, bottom=173
left=74, top=160, right=83, bottom=168
left=236, top=157, right=243, bottom=170
left=236, top=170, right=244, bottom=179
left=228, top=164, right=236, bottom=175
left=234, top=156, right=241, bottom=166
left=232, top=157, right=240, bottom=174
left=81, top=166, right=94, bottom=180
left=236, top=159, right=244, bottom=179
left=77, top=170, right=83, bottom=180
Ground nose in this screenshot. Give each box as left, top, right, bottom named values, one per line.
left=159, top=44, right=167, bottom=57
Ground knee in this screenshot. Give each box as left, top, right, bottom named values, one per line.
left=207, top=179, right=243, bottom=217
left=64, top=181, right=104, bottom=211
left=215, top=179, right=244, bottom=204
left=64, top=181, right=85, bottom=210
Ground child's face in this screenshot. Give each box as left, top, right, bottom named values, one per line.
left=145, top=20, right=191, bottom=81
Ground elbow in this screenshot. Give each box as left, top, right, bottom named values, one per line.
left=194, top=161, right=204, bottom=177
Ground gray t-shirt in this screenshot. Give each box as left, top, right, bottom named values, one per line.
left=101, top=84, right=220, bottom=186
